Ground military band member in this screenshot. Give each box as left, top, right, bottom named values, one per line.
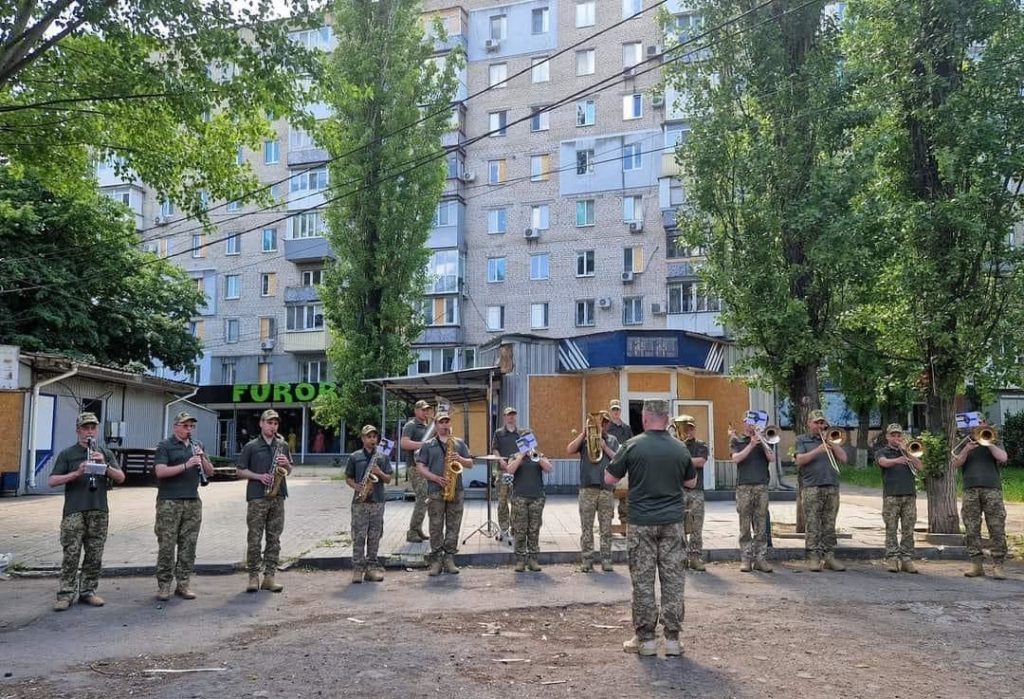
left=416, top=410, right=473, bottom=576
left=952, top=418, right=1008, bottom=579
left=401, top=399, right=432, bottom=543
left=794, top=409, right=847, bottom=572
left=874, top=424, right=922, bottom=573
left=49, top=412, right=126, bottom=611
left=346, top=425, right=393, bottom=584
left=491, top=407, right=524, bottom=542
left=568, top=412, right=619, bottom=572
left=237, top=409, right=292, bottom=593
left=730, top=419, right=774, bottom=573
left=606, top=400, right=697, bottom=658
left=506, top=446, right=554, bottom=572
left=153, top=411, right=214, bottom=601
left=607, top=400, right=633, bottom=527
left=675, top=415, right=710, bottom=571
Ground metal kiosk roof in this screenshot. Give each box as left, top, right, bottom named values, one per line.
left=362, top=366, right=501, bottom=406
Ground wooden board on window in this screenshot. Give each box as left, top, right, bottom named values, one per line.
left=0, top=391, right=23, bottom=473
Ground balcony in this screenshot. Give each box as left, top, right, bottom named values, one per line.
left=281, top=329, right=329, bottom=353
left=666, top=311, right=726, bottom=337
left=416, top=326, right=464, bottom=346
left=284, top=236, right=334, bottom=263
left=287, top=147, right=330, bottom=167
left=661, top=152, right=680, bottom=178
left=433, top=33, right=467, bottom=54
left=284, top=285, right=321, bottom=304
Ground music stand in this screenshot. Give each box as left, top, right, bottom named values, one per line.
left=461, top=455, right=503, bottom=545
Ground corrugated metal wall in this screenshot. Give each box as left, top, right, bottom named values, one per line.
left=484, top=338, right=559, bottom=429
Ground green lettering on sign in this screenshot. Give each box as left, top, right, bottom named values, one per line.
left=250, top=384, right=271, bottom=402
left=294, top=383, right=315, bottom=401
left=229, top=382, right=336, bottom=404
left=272, top=383, right=293, bottom=402
left=232, top=384, right=247, bottom=402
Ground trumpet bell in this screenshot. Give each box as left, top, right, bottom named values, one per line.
left=973, top=426, right=997, bottom=446
left=826, top=428, right=846, bottom=446
left=905, top=440, right=925, bottom=459
left=762, top=425, right=781, bottom=445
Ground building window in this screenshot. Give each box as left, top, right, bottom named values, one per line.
left=221, top=360, right=236, bottom=385
left=260, top=272, right=277, bottom=296
left=531, top=204, right=550, bottom=230
left=670, top=178, right=686, bottom=206
left=531, top=302, right=550, bottom=329
left=531, top=56, right=550, bottom=83
left=301, top=269, right=324, bottom=286
left=489, top=14, right=507, bottom=40
left=488, top=63, right=508, bottom=88
left=287, top=304, right=324, bottom=330
left=531, top=154, right=550, bottom=182
left=624, top=246, right=644, bottom=273
left=289, top=126, right=319, bottom=151
left=665, top=124, right=689, bottom=148
left=675, top=12, right=704, bottom=41
left=576, top=299, right=596, bottom=327
left=194, top=276, right=204, bottom=295
left=532, top=7, right=550, bottom=34
left=623, top=195, right=643, bottom=222
left=160, top=200, right=174, bottom=218
left=225, top=318, right=240, bottom=343
left=488, top=208, right=508, bottom=234
left=227, top=200, right=241, bottom=212
left=530, top=107, right=550, bottom=132
left=447, top=155, right=461, bottom=179
left=623, top=143, right=643, bottom=170
left=530, top=253, right=550, bottom=280
left=576, top=49, right=595, bottom=76
left=300, top=359, right=328, bottom=382
left=289, top=167, right=328, bottom=194
left=576, top=99, right=596, bottom=126
left=487, top=305, right=505, bottom=332
left=576, top=199, right=595, bottom=227
left=489, top=110, right=507, bottom=136
left=622, top=296, right=644, bottom=325
left=258, top=317, right=276, bottom=342
left=189, top=365, right=202, bottom=384
left=226, top=233, right=241, bottom=255
left=225, top=274, right=240, bottom=300
left=261, top=228, right=277, bottom=252
left=427, top=249, right=460, bottom=293
left=488, top=159, right=506, bottom=184
left=623, top=93, right=643, bottom=120
left=487, top=257, right=507, bottom=283
left=622, top=0, right=642, bottom=19
left=264, top=139, right=280, bottom=164
left=576, top=149, right=595, bottom=175
left=289, top=211, right=325, bottom=239
left=191, top=235, right=204, bottom=258
left=623, top=42, right=643, bottom=67
left=576, top=0, right=595, bottom=27
left=423, top=296, right=459, bottom=326
left=668, top=282, right=721, bottom=313
left=576, top=250, right=595, bottom=277
left=433, top=200, right=457, bottom=226
left=190, top=320, right=204, bottom=339
left=257, top=360, right=271, bottom=384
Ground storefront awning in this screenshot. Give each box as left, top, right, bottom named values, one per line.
left=558, top=339, right=590, bottom=371
left=362, top=366, right=501, bottom=405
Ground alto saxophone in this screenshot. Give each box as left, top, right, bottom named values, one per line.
left=442, top=436, right=463, bottom=503
left=356, top=453, right=381, bottom=503
left=265, top=436, right=288, bottom=498
left=585, top=412, right=604, bottom=464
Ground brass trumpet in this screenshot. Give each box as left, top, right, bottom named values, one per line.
left=950, top=426, right=998, bottom=458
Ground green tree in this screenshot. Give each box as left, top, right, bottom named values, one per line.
left=313, top=0, right=460, bottom=431
left=845, top=0, right=1024, bottom=532
left=0, top=167, right=203, bottom=370
left=0, top=0, right=318, bottom=214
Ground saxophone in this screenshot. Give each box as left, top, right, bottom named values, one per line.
left=265, top=436, right=288, bottom=498
left=442, top=436, right=463, bottom=503
left=356, top=452, right=381, bottom=503
left=585, top=412, right=604, bottom=463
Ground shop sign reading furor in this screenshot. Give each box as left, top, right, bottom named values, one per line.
left=231, top=382, right=336, bottom=404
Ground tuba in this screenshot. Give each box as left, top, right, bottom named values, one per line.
left=442, top=435, right=463, bottom=503
left=265, top=436, right=288, bottom=497
left=584, top=412, right=604, bottom=463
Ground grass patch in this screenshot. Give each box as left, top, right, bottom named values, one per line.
left=839, top=465, right=1024, bottom=502
left=1002, top=467, right=1024, bottom=503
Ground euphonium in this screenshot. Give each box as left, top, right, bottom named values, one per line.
left=585, top=412, right=603, bottom=463
left=442, top=435, right=462, bottom=503
left=265, top=436, right=288, bottom=497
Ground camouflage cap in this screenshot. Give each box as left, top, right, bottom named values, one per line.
left=261, top=409, right=280, bottom=421
left=174, top=411, right=197, bottom=424
left=643, top=400, right=669, bottom=416
left=361, top=424, right=379, bottom=436
left=414, top=399, right=430, bottom=410
left=435, top=411, right=451, bottom=421
left=609, top=400, right=622, bottom=410
left=503, top=406, right=518, bottom=415
left=886, top=423, right=903, bottom=434
left=76, top=412, right=99, bottom=427
left=808, top=409, right=827, bottom=423
left=677, top=414, right=696, bottom=426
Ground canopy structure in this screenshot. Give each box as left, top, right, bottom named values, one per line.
left=362, top=366, right=501, bottom=406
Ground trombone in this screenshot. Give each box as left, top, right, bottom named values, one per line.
left=819, top=424, right=846, bottom=474
left=950, top=426, right=998, bottom=458
left=755, top=424, right=781, bottom=446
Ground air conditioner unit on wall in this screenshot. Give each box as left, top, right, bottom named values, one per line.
left=260, top=338, right=276, bottom=351
left=154, top=215, right=167, bottom=225
left=628, top=221, right=644, bottom=234
left=647, top=45, right=661, bottom=58
left=651, top=302, right=666, bottom=315
left=485, top=38, right=500, bottom=52
left=597, top=297, right=612, bottom=309
left=621, top=271, right=635, bottom=283
left=461, top=172, right=476, bottom=183
left=524, top=228, right=539, bottom=240
left=651, top=94, right=665, bottom=108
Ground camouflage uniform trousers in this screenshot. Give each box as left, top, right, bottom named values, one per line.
left=736, top=484, right=770, bottom=562
left=154, top=498, right=202, bottom=586
left=495, top=478, right=512, bottom=534
left=578, top=487, right=615, bottom=563
left=427, top=493, right=464, bottom=559
left=512, top=495, right=545, bottom=558
left=351, top=502, right=385, bottom=569
left=882, top=494, right=917, bottom=561
left=57, top=510, right=109, bottom=601
left=628, top=522, right=687, bottom=642
left=683, top=489, right=705, bottom=559
left=802, top=485, right=839, bottom=558
left=407, top=467, right=428, bottom=533
left=961, top=487, right=1007, bottom=562
left=617, top=493, right=629, bottom=525
left=246, top=496, right=285, bottom=576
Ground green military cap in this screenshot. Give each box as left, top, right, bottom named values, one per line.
left=886, top=423, right=903, bottom=434
left=361, top=424, right=379, bottom=436
left=174, top=411, right=197, bottom=424
left=808, top=409, right=826, bottom=422
left=261, top=409, right=280, bottom=421
left=76, top=412, right=99, bottom=427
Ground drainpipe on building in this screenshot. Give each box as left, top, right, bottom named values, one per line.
left=163, top=387, right=199, bottom=438
left=25, top=365, right=80, bottom=492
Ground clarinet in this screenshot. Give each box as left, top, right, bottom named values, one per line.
left=86, top=437, right=99, bottom=492
left=189, top=440, right=209, bottom=487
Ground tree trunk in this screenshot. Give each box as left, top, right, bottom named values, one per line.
left=855, top=407, right=870, bottom=467
left=924, top=387, right=959, bottom=533
left=788, top=362, right=819, bottom=534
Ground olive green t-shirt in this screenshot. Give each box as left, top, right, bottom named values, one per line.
left=875, top=446, right=917, bottom=496
left=575, top=433, right=619, bottom=490
left=346, top=448, right=394, bottom=504
left=51, top=442, right=119, bottom=516
left=239, top=436, right=292, bottom=501
left=795, top=433, right=840, bottom=488
left=683, top=438, right=709, bottom=492
left=730, top=436, right=771, bottom=486
left=154, top=437, right=202, bottom=500
left=415, top=437, right=470, bottom=495
left=607, top=430, right=695, bottom=525
left=961, top=442, right=1003, bottom=490
left=402, top=419, right=429, bottom=469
